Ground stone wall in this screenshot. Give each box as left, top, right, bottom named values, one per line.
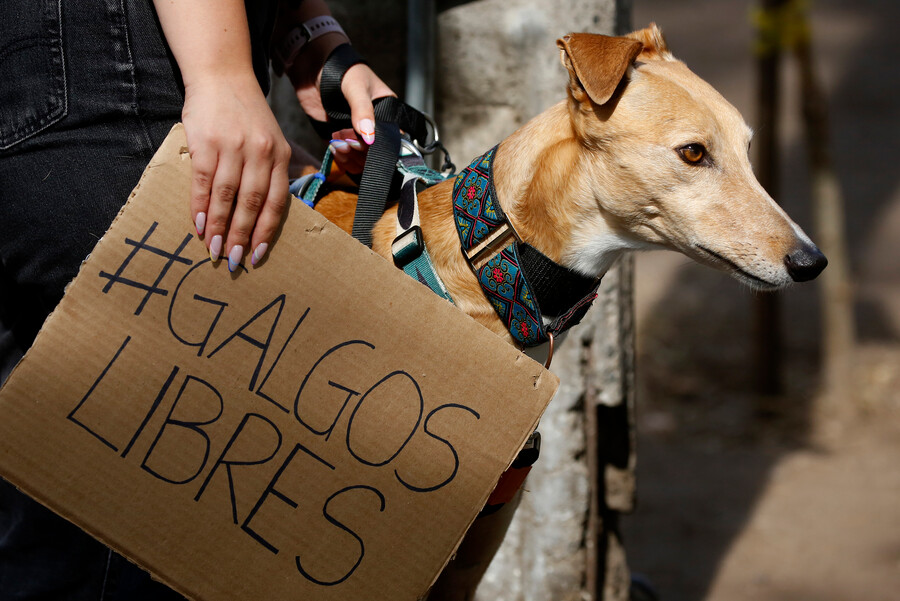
left=269, top=1, right=635, bottom=598
left=435, top=3, right=635, bottom=599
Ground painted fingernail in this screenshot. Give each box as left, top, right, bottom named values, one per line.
left=358, top=119, right=375, bottom=145
left=227, top=245, right=243, bottom=273
left=344, top=138, right=363, bottom=151
left=329, top=139, right=349, bottom=152
left=251, top=242, right=268, bottom=266
left=195, top=211, right=206, bottom=236
left=209, top=235, right=223, bottom=262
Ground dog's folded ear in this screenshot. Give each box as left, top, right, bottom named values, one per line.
left=626, top=23, right=673, bottom=61
left=557, top=33, right=643, bottom=106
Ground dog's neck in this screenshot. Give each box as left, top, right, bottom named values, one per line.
left=491, top=101, right=639, bottom=279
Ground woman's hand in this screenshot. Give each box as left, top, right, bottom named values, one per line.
left=294, top=62, right=394, bottom=142
left=276, top=0, right=395, bottom=150
left=292, top=57, right=395, bottom=174
left=182, top=73, right=291, bottom=270
left=326, top=127, right=367, bottom=174
left=275, top=0, right=395, bottom=173
left=153, top=0, right=291, bottom=270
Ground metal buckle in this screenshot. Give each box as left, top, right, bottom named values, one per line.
left=461, top=220, right=523, bottom=273
left=543, top=331, right=555, bottom=369
left=399, top=137, right=424, bottom=159
left=404, top=113, right=454, bottom=175
left=512, top=431, right=542, bottom=469
left=391, top=226, right=425, bottom=268
left=413, top=112, right=441, bottom=155
left=299, top=22, right=314, bottom=44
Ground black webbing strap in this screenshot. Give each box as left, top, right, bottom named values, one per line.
left=546, top=288, right=599, bottom=336
left=319, top=44, right=367, bottom=123
left=313, top=44, right=431, bottom=246
left=516, top=243, right=600, bottom=336
left=517, top=244, right=599, bottom=317
left=353, top=111, right=399, bottom=246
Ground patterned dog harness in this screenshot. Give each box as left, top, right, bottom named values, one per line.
left=452, top=147, right=602, bottom=347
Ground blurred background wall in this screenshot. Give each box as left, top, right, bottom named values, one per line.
left=624, top=1, right=900, bottom=600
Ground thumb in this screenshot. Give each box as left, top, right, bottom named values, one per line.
left=341, top=63, right=396, bottom=146
left=342, top=73, right=376, bottom=145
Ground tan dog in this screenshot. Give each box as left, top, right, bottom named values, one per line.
left=316, top=23, right=825, bottom=599
left=319, top=25, right=825, bottom=337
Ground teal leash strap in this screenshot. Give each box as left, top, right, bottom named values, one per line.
left=295, top=140, right=455, bottom=304
left=392, top=225, right=454, bottom=303
left=300, top=147, right=336, bottom=208
left=391, top=158, right=455, bottom=304
left=396, top=161, right=448, bottom=187
left=405, top=249, right=454, bottom=303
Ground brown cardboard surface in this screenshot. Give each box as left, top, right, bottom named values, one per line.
left=0, top=125, right=558, bottom=601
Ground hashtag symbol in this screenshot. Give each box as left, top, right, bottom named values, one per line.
left=98, top=222, right=194, bottom=315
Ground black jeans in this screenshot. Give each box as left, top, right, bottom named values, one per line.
left=0, top=1, right=186, bottom=598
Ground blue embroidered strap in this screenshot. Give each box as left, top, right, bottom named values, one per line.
left=452, top=147, right=600, bottom=346
left=295, top=142, right=455, bottom=305
left=476, top=242, right=546, bottom=345
left=453, top=147, right=505, bottom=249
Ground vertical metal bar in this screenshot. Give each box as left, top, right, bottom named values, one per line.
left=406, top=0, right=435, bottom=117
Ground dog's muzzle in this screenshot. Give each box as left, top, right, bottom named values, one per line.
left=784, top=243, right=828, bottom=282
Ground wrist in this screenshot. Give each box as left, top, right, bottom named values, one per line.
left=283, top=30, right=349, bottom=88
left=272, top=16, right=348, bottom=77
left=179, top=48, right=259, bottom=90
left=183, top=68, right=264, bottom=101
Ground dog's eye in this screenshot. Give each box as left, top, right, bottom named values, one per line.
left=679, top=144, right=707, bottom=165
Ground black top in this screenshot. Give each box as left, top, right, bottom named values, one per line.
left=246, top=0, right=280, bottom=94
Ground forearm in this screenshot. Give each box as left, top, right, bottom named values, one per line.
left=152, top=0, right=256, bottom=87
left=151, top=0, right=291, bottom=270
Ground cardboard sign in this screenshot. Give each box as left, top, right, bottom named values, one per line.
left=0, top=125, right=558, bottom=600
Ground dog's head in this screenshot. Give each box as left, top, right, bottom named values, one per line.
left=556, top=24, right=826, bottom=289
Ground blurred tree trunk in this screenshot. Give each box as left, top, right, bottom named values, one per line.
left=792, top=3, right=855, bottom=402
left=752, top=0, right=787, bottom=396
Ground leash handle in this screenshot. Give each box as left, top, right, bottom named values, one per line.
left=319, top=44, right=368, bottom=120
left=311, top=43, right=437, bottom=246
left=313, top=44, right=431, bottom=145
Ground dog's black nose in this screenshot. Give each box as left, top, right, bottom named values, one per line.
left=784, top=244, right=828, bottom=282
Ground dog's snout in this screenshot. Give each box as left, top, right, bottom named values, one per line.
left=784, top=244, right=828, bottom=282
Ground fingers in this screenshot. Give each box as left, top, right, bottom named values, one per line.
left=190, top=147, right=217, bottom=240
left=226, top=137, right=292, bottom=271
left=340, top=64, right=395, bottom=145
left=339, top=127, right=361, bottom=140
left=182, top=73, right=292, bottom=272
left=340, top=67, right=375, bottom=144
left=329, top=128, right=367, bottom=174
left=190, top=137, right=291, bottom=272
left=205, top=151, right=242, bottom=264
left=249, top=165, right=290, bottom=266
left=223, top=160, right=266, bottom=271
